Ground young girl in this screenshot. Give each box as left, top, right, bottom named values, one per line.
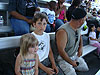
left=15, top=33, right=39, bottom=75
left=89, top=24, right=100, bottom=58
left=32, top=13, right=59, bottom=75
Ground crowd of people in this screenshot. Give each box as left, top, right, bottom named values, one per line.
left=7, top=0, right=100, bottom=75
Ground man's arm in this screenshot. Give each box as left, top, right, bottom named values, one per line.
left=77, top=35, right=83, bottom=57
left=9, top=11, right=33, bottom=24
left=56, top=29, right=77, bottom=67
left=8, top=0, right=33, bottom=24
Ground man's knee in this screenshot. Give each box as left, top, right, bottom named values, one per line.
left=64, top=68, right=76, bottom=75
left=75, top=57, right=89, bottom=71
left=58, top=60, right=76, bottom=75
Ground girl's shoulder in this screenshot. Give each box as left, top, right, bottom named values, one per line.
left=17, top=53, right=21, bottom=59
left=16, top=53, right=22, bottom=63
left=89, top=31, right=96, bottom=35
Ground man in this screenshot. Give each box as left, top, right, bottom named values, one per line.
left=8, top=0, right=39, bottom=36
left=56, top=8, right=89, bottom=75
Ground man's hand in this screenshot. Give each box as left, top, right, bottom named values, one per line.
left=26, top=19, right=33, bottom=24
left=72, top=61, right=78, bottom=67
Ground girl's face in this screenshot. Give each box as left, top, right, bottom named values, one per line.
left=34, top=18, right=47, bottom=35
left=60, top=0, right=65, bottom=4
left=28, top=45, right=38, bottom=54
left=91, top=26, right=96, bottom=31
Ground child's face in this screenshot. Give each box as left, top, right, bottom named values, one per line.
left=28, top=45, right=38, bottom=54
left=60, top=0, right=65, bottom=4
left=34, top=18, right=47, bottom=34
left=92, top=26, right=96, bottom=31
left=51, top=5, right=56, bottom=11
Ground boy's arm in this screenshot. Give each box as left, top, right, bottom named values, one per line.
left=15, top=54, right=22, bottom=75
left=49, top=45, right=56, bottom=66
left=38, top=60, right=55, bottom=74
left=34, top=54, right=39, bottom=75
left=48, top=44, right=59, bottom=74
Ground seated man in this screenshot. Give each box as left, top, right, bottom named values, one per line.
left=56, top=8, right=89, bottom=75
left=8, top=0, right=39, bottom=36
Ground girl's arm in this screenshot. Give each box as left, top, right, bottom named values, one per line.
left=34, top=54, right=39, bottom=75
left=48, top=44, right=59, bottom=74
left=89, top=37, right=98, bottom=41
left=15, top=54, right=22, bottom=75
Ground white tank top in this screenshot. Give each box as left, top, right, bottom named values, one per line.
left=31, top=32, right=50, bottom=62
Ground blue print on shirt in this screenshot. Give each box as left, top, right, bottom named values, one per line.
left=48, top=14, right=54, bottom=24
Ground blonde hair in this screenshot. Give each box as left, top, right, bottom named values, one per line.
left=20, top=33, right=38, bottom=57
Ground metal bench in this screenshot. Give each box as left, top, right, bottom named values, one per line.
left=0, top=32, right=97, bottom=56
left=82, top=45, right=97, bottom=57
left=0, top=26, right=13, bottom=37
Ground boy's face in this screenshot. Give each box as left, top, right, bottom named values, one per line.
left=34, top=18, right=47, bottom=34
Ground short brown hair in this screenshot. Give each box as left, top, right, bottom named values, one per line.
left=32, top=12, right=48, bottom=23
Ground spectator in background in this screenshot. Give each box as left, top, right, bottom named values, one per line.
left=80, top=2, right=88, bottom=33
left=56, top=8, right=89, bottom=75
left=80, top=2, right=87, bottom=11
left=66, top=0, right=72, bottom=4
left=8, top=0, right=39, bottom=36
left=55, top=0, right=66, bottom=31
left=92, top=8, right=97, bottom=13
left=40, top=1, right=56, bottom=32
left=56, top=0, right=67, bottom=23
left=87, top=12, right=100, bottom=38
left=88, top=24, right=100, bottom=58
left=92, top=12, right=97, bottom=18
left=41, top=1, right=64, bottom=32
left=97, top=10, right=100, bottom=20
left=97, top=10, right=100, bottom=16
left=66, top=0, right=81, bottom=21
left=86, top=1, right=91, bottom=12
